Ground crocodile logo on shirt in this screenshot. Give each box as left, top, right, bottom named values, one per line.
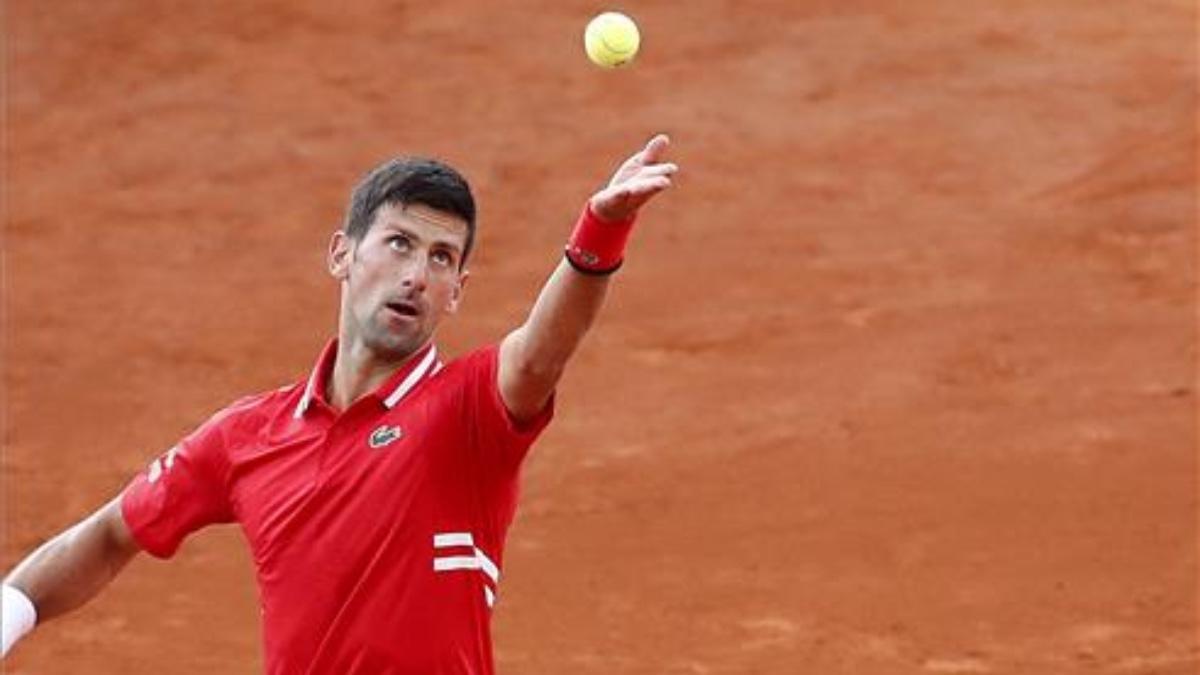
left=368, top=424, right=403, bottom=449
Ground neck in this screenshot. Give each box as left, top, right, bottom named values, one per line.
left=327, top=338, right=427, bottom=411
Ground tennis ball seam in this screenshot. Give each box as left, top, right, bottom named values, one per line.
left=598, top=32, right=636, bottom=55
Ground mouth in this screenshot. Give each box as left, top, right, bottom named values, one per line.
left=384, top=299, right=421, bottom=321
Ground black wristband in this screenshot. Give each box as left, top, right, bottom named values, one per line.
left=564, top=248, right=623, bottom=276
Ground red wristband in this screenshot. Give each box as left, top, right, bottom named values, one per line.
left=564, top=203, right=636, bottom=275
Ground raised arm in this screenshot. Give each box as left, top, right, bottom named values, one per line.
left=498, top=134, right=678, bottom=421
left=2, top=497, right=141, bottom=657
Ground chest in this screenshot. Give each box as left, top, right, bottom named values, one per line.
left=228, top=398, right=482, bottom=562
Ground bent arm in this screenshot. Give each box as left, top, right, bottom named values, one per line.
left=4, top=497, right=141, bottom=626
left=499, top=135, right=677, bottom=421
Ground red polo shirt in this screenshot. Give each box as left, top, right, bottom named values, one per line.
left=121, top=341, right=553, bottom=674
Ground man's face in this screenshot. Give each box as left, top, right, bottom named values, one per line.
left=329, top=202, right=470, bottom=360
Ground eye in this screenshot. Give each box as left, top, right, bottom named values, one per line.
left=387, top=235, right=412, bottom=252
left=431, top=249, right=455, bottom=267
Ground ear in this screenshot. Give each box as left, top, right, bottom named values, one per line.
left=445, top=269, right=470, bottom=315
left=328, top=231, right=353, bottom=280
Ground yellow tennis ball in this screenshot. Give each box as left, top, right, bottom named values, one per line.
left=584, top=12, right=640, bottom=68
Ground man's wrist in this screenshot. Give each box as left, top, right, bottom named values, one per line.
left=564, top=202, right=636, bottom=275
left=2, top=584, right=38, bottom=657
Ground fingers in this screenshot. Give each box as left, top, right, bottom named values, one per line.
left=638, top=162, right=678, bottom=179
left=607, top=133, right=675, bottom=186
left=591, top=169, right=673, bottom=221
left=621, top=153, right=678, bottom=195
left=618, top=134, right=671, bottom=173
left=641, top=133, right=670, bottom=164
left=596, top=134, right=677, bottom=219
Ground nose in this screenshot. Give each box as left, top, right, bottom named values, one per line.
left=401, top=256, right=429, bottom=292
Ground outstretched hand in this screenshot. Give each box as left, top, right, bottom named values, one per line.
left=589, top=134, right=678, bottom=223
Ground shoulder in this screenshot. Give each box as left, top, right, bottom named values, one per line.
left=432, top=344, right=500, bottom=383
left=408, top=344, right=499, bottom=407
left=200, top=382, right=304, bottom=436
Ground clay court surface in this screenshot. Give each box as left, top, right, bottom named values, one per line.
left=3, top=1, right=1196, bottom=673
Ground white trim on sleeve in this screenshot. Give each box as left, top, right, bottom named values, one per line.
left=432, top=531, right=503, bottom=609
left=434, top=532, right=475, bottom=548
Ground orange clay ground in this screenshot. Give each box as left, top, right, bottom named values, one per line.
left=4, top=1, right=1196, bottom=673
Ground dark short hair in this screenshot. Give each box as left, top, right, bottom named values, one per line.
left=344, top=157, right=477, bottom=264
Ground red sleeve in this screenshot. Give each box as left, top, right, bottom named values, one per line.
left=120, top=407, right=237, bottom=559
left=458, top=344, right=554, bottom=468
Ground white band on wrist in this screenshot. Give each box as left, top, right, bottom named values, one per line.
left=2, top=584, right=38, bottom=657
